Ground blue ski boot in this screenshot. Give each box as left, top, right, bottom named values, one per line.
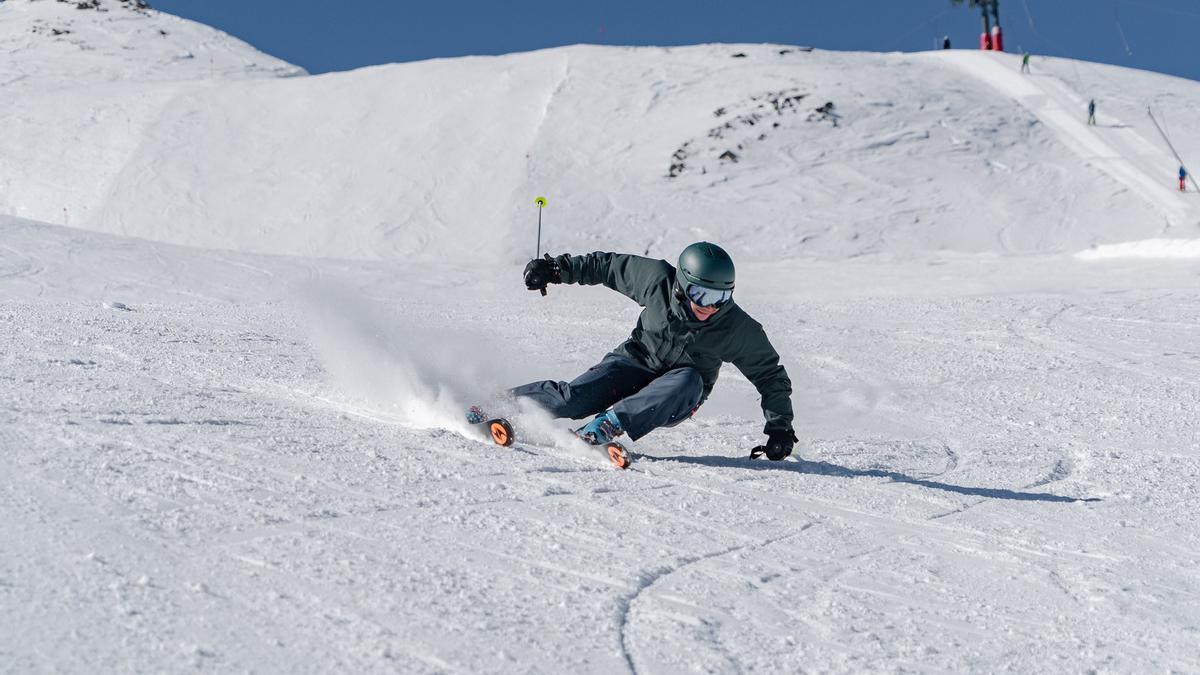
left=575, top=409, right=624, bottom=445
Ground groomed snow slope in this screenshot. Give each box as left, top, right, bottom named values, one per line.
left=3, top=2, right=1200, bottom=671
left=1, top=0, right=1196, bottom=261
left=3, top=215, right=1200, bottom=672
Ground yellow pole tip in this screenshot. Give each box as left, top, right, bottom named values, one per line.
left=534, top=197, right=547, bottom=207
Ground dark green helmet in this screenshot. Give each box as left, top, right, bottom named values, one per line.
left=676, top=242, right=735, bottom=291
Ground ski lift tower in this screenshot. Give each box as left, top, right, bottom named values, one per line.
left=953, top=0, right=1004, bottom=51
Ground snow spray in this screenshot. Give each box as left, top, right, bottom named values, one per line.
left=298, top=282, right=525, bottom=433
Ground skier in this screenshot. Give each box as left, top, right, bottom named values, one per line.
left=1181, top=165, right=1188, bottom=192
left=1087, top=99, right=1097, bottom=126
left=1021, top=52, right=1030, bottom=74
left=942, top=36, right=951, bottom=50
left=513, top=243, right=797, bottom=461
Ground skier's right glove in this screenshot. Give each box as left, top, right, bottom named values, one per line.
left=523, top=253, right=562, bottom=294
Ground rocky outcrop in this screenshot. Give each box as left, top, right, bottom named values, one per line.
left=667, top=89, right=821, bottom=178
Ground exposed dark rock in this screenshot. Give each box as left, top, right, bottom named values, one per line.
left=809, top=101, right=840, bottom=127
left=56, top=0, right=152, bottom=11
left=666, top=88, right=810, bottom=178
left=30, top=21, right=74, bottom=36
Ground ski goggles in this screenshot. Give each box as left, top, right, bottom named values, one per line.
left=686, top=284, right=733, bottom=308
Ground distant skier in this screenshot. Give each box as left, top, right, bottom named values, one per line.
left=1021, top=52, right=1030, bottom=73
left=512, top=243, right=796, bottom=460
left=1181, top=165, right=1189, bottom=192
left=942, top=36, right=951, bottom=49
left=1087, top=99, right=1097, bottom=125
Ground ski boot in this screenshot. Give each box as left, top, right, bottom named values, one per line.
left=574, top=409, right=631, bottom=470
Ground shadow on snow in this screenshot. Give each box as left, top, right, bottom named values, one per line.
left=645, top=454, right=1102, bottom=503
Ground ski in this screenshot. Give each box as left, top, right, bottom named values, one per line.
left=466, top=405, right=631, bottom=470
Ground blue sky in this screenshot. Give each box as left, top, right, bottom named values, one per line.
left=151, top=0, right=1198, bottom=82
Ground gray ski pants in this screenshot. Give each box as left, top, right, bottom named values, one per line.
left=510, top=354, right=703, bottom=441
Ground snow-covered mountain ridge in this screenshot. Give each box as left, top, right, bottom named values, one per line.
left=0, top=0, right=303, bottom=84
left=1, top=0, right=1196, bottom=261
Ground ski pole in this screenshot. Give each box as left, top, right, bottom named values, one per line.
left=535, top=196, right=547, bottom=257
left=534, top=196, right=548, bottom=296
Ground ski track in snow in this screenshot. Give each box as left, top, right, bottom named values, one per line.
left=617, top=526, right=814, bottom=675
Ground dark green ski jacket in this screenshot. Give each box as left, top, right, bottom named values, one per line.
left=553, top=251, right=794, bottom=435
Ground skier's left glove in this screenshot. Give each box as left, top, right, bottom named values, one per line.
left=523, top=253, right=562, bottom=294
left=751, top=430, right=797, bottom=461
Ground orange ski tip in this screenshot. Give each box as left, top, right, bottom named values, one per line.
left=607, top=443, right=630, bottom=470
left=489, top=420, right=513, bottom=447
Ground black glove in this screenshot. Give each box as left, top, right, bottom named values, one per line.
left=750, top=430, right=798, bottom=461
left=523, top=253, right=561, bottom=293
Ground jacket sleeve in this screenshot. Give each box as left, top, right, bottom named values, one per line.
left=553, top=252, right=671, bottom=306
left=730, top=321, right=794, bottom=435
